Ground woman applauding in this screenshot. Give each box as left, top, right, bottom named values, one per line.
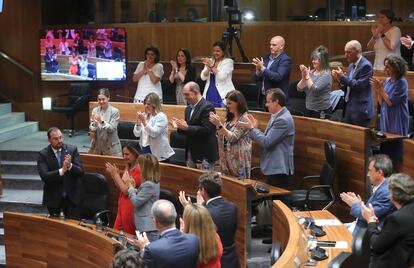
left=201, top=41, right=235, bottom=107
left=126, top=154, right=160, bottom=242
left=105, top=143, right=142, bottom=235
left=182, top=204, right=223, bottom=268
left=133, top=93, right=175, bottom=162
left=209, top=90, right=252, bottom=178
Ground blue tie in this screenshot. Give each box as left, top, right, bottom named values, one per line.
left=56, top=150, right=62, bottom=167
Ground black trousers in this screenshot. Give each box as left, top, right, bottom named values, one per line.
left=47, top=196, right=81, bottom=219
left=265, top=174, right=290, bottom=190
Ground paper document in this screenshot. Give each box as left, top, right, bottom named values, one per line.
left=314, top=219, right=342, bottom=226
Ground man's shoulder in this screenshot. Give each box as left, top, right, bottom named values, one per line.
left=39, top=145, right=51, bottom=155
left=359, top=57, right=373, bottom=69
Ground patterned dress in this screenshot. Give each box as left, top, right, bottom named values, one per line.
left=218, top=112, right=252, bottom=178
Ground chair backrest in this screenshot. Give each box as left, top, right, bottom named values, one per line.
left=68, top=83, right=90, bottom=110
left=79, top=172, right=108, bottom=221
left=118, top=120, right=142, bottom=151
left=352, top=227, right=371, bottom=268
left=328, top=252, right=353, bottom=268
left=170, top=131, right=187, bottom=149
left=237, top=83, right=260, bottom=110
left=159, top=188, right=183, bottom=228
left=319, top=140, right=337, bottom=186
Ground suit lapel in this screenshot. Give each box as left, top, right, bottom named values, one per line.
left=188, top=99, right=204, bottom=123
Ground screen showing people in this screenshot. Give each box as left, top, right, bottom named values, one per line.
left=40, top=28, right=126, bottom=81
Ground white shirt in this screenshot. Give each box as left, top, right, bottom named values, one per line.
left=134, top=62, right=164, bottom=102
left=373, top=26, right=401, bottom=70
left=206, top=195, right=222, bottom=205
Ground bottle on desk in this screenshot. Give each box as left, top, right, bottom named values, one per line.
left=96, top=217, right=103, bottom=232
left=201, top=158, right=211, bottom=171
left=237, top=166, right=246, bottom=180
left=59, top=210, right=65, bottom=221
left=118, top=229, right=127, bottom=247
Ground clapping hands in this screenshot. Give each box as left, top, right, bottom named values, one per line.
left=252, top=57, right=264, bottom=71
left=238, top=114, right=257, bottom=130
left=361, top=201, right=378, bottom=224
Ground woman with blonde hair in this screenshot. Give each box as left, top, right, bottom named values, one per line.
left=182, top=204, right=223, bottom=268
left=126, top=153, right=160, bottom=242
left=133, top=92, right=174, bottom=162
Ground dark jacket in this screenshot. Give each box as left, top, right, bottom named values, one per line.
left=37, top=143, right=84, bottom=207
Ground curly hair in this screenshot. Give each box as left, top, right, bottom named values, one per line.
left=388, top=173, right=414, bottom=205
left=110, top=249, right=145, bottom=268
left=384, top=55, right=408, bottom=79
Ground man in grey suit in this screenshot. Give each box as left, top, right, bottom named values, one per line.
left=241, top=88, right=295, bottom=189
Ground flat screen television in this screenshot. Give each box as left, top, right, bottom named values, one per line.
left=40, top=27, right=126, bottom=81
left=0, top=0, right=3, bottom=13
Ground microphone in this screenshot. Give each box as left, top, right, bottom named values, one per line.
left=116, top=94, right=134, bottom=102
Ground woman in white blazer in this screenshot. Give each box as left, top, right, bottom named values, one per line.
left=133, top=93, right=175, bottom=162
left=201, top=41, right=236, bottom=107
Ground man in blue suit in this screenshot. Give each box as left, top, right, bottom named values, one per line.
left=241, top=88, right=295, bottom=189
left=340, top=154, right=395, bottom=237
left=332, top=40, right=374, bottom=128
left=139, top=200, right=199, bottom=268
left=253, top=36, right=292, bottom=108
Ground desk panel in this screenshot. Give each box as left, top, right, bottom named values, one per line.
left=4, top=212, right=121, bottom=268
left=89, top=102, right=372, bottom=220
left=272, top=200, right=353, bottom=268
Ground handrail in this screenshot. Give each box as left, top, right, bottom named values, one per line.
left=329, top=50, right=375, bottom=61
left=0, top=50, right=35, bottom=78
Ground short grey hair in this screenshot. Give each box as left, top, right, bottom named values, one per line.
left=185, top=81, right=200, bottom=94
left=151, top=199, right=177, bottom=227
left=389, top=173, right=414, bottom=205
left=369, top=154, right=393, bottom=178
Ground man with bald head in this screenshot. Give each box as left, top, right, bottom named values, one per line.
left=332, top=40, right=374, bottom=127
left=171, top=81, right=218, bottom=168
left=139, top=199, right=199, bottom=268
left=253, top=35, right=292, bottom=108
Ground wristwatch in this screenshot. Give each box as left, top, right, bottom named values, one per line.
left=217, top=124, right=223, bottom=130
left=381, top=33, right=385, bottom=38
left=101, top=120, right=105, bottom=125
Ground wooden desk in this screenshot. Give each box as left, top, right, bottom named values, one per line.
left=79, top=154, right=288, bottom=268
left=89, top=102, right=375, bottom=221
left=403, top=139, right=414, bottom=177
left=272, top=200, right=353, bottom=268
left=4, top=212, right=122, bottom=268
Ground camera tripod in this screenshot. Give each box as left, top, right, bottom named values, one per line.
left=222, top=9, right=249, bottom=63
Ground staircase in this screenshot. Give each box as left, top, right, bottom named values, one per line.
left=0, top=103, right=44, bottom=267
left=0, top=103, right=39, bottom=143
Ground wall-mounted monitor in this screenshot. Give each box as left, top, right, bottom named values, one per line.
left=40, top=27, right=126, bottom=81
left=0, top=0, right=3, bottom=13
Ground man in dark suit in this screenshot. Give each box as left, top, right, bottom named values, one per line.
left=171, top=81, right=218, bottom=168
left=199, top=172, right=239, bottom=268
left=340, top=154, right=395, bottom=237
left=139, top=199, right=199, bottom=268
left=37, top=127, right=84, bottom=218
left=253, top=35, right=292, bottom=108
left=401, top=34, right=414, bottom=71
left=179, top=171, right=240, bottom=268
left=332, top=40, right=374, bottom=128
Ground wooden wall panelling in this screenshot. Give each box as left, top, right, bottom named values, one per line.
left=402, top=139, right=414, bottom=178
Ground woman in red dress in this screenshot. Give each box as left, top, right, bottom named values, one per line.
left=106, top=143, right=142, bottom=235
